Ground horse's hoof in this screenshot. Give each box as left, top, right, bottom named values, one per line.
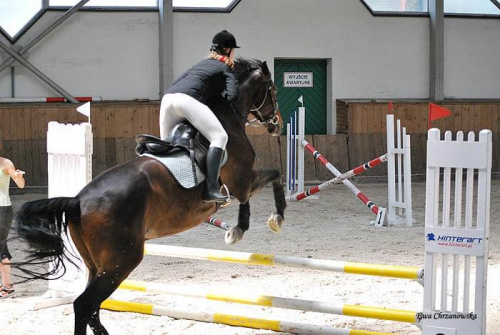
left=267, top=213, right=284, bottom=233
left=225, top=227, right=244, bottom=245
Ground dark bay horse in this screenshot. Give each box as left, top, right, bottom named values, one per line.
left=14, top=58, right=286, bottom=335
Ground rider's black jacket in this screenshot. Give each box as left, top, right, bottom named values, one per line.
left=166, top=59, right=239, bottom=104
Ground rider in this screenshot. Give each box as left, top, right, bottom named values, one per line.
left=159, top=30, right=240, bottom=203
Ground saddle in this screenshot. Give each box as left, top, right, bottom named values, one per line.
left=136, top=121, right=209, bottom=171
left=135, top=121, right=226, bottom=189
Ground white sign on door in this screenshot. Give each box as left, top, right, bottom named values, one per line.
left=283, top=72, right=313, bottom=87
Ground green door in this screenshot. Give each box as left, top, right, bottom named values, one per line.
left=274, top=59, right=327, bottom=135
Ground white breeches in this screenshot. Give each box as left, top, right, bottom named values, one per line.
left=159, top=93, right=228, bottom=149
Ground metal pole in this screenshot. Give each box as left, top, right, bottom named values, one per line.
left=0, top=40, right=78, bottom=103
left=159, top=0, right=174, bottom=96
left=429, top=0, right=444, bottom=101
left=10, top=66, right=15, bottom=97
left=0, top=0, right=91, bottom=75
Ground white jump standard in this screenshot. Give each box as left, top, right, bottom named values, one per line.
left=32, top=120, right=93, bottom=311
left=286, top=107, right=413, bottom=227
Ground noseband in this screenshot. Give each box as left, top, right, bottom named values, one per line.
left=248, top=79, right=280, bottom=127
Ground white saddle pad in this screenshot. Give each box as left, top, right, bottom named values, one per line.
left=142, top=152, right=205, bottom=189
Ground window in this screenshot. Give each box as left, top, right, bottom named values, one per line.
left=445, top=0, right=500, bottom=15
left=0, top=0, right=43, bottom=38
left=361, top=0, right=428, bottom=14
left=173, top=0, right=239, bottom=12
left=362, top=0, right=500, bottom=16
left=50, top=0, right=156, bottom=6
left=49, top=0, right=240, bottom=11
left=0, top=0, right=241, bottom=42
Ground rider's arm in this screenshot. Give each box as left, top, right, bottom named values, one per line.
left=2, top=159, right=25, bottom=189
left=223, top=69, right=239, bottom=103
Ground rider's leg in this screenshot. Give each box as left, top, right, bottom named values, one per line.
left=177, top=95, right=228, bottom=203
left=159, top=93, right=185, bottom=140
left=202, top=146, right=226, bottom=202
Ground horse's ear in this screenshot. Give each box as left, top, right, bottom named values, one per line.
left=262, top=61, right=270, bottom=76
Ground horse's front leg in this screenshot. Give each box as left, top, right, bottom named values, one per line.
left=225, top=201, right=250, bottom=244
left=224, top=169, right=286, bottom=244
left=267, top=180, right=286, bottom=233
left=252, top=169, right=286, bottom=234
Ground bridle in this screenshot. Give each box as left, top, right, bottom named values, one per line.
left=247, top=79, right=280, bottom=128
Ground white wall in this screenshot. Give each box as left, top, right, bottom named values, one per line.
left=0, top=11, right=159, bottom=100
left=444, top=18, right=500, bottom=99
left=199, top=0, right=430, bottom=100
left=0, top=0, right=499, bottom=102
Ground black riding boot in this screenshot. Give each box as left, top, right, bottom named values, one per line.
left=203, top=147, right=226, bottom=203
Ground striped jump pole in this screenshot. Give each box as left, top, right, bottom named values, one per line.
left=101, top=299, right=396, bottom=335
left=286, top=110, right=413, bottom=227
left=118, top=279, right=418, bottom=324
left=291, top=153, right=388, bottom=201
left=301, top=139, right=387, bottom=226
left=144, top=244, right=423, bottom=280
left=204, top=217, right=231, bottom=231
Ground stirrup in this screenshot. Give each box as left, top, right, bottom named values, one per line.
left=203, top=193, right=226, bottom=203
left=219, top=184, right=231, bottom=207
left=203, top=184, right=231, bottom=206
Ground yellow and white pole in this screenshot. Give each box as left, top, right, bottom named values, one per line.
left=119, top=279, right=418, bottom=323
left=144, top=244, right=423, bottom=280
left=102, top=299, right=396, bottom=335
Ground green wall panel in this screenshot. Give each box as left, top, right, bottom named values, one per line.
left=275, top=59, right=327, bottom=134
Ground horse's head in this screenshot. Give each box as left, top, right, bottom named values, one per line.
left=234, top=59, right=283, bottom=136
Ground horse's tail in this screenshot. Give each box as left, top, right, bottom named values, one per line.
left=13, top=197, right=81, bottom=282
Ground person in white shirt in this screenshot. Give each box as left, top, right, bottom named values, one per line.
left=0, top=153, right=25, bottom=299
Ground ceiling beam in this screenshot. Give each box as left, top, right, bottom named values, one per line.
left=159, top=0, right=174, bottom=96
left=429, top=0, right=444, bottom=101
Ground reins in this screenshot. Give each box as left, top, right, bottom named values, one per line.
left=247, top=80, right=280, bottom=128
left=250, top=82, right=269, bottom=112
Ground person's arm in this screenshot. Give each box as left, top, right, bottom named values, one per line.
left=3, top=160, right=25, bottom=189
left=223, top=69, right=239, bottom=103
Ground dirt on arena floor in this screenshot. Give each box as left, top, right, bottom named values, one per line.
left=2, top=180, right=500, bottom=335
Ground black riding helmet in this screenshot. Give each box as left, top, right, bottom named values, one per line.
left=211, top=30, right=240, bottom=52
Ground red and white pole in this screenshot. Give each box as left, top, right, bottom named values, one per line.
left=292, top=153, right=388, bottom=202
left=204, top=217, right=231, bottom=231
left=0, top=96, right=102, bottom=103
left=300, top=139, right=385, bottom=220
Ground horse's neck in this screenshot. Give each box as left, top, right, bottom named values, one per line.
left=215, top=101, right=255, bottom=160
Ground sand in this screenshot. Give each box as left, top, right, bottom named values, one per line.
left=2, top=180, right=499, bottom=335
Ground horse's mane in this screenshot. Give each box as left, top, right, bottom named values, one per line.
left=234, top=58, right=268, bottom=82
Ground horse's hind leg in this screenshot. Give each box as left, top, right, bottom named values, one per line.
left=73, top=254, right=143, bottom=335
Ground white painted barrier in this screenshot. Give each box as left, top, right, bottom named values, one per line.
left=422, top=129, right=491, bottom=335
left=31, top=121, right=93, bottom=310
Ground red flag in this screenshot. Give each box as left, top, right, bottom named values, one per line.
left=388, top=101, right=394, bottom=113
left=428, top=103, right=451, bottom=129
